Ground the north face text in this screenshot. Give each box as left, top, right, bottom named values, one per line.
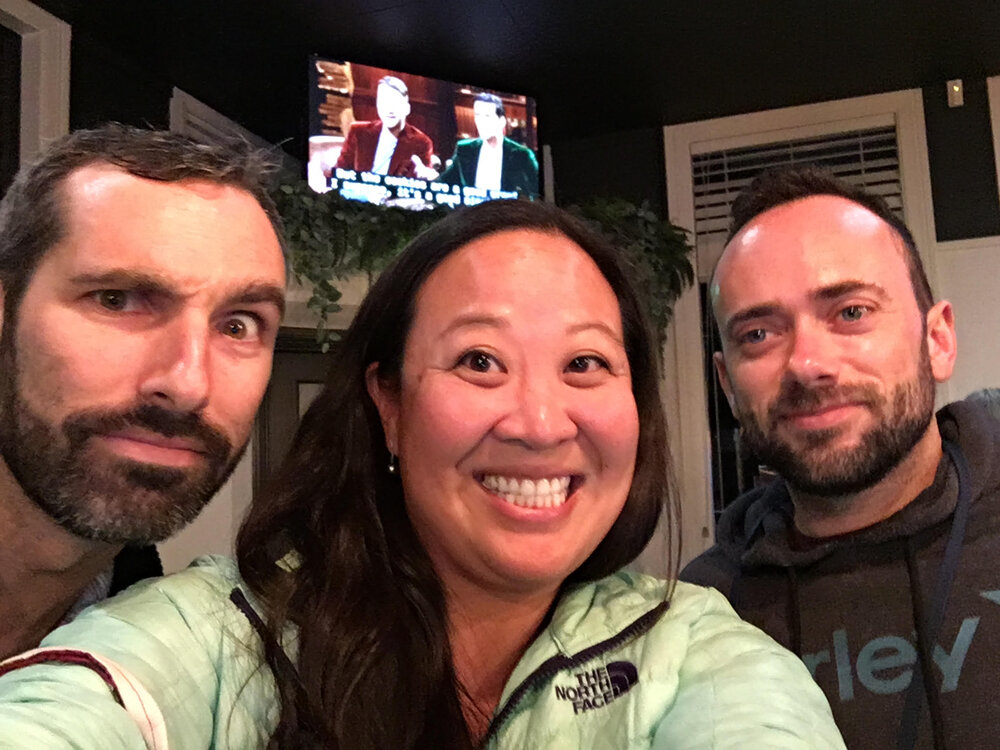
left=553, top=661, right=638, bottom=714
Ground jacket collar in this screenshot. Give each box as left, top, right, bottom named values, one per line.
left=498, top=571, right=667, bottom=705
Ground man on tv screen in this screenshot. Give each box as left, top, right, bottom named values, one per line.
left=435, top=93, right=539, bottom=196
left=334, top=75, right=433, bottom=178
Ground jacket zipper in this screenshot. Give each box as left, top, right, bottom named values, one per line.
left=481, top=599, right=670, bottom=746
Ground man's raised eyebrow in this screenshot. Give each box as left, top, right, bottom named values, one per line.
left=229, top=282, right=286, bottom=318
left=811, top=280, right=888, bottom=302
left=70, top=270, right=286, bottom=317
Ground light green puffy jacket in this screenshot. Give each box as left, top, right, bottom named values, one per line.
left=0, top=556, right=845, bottom=749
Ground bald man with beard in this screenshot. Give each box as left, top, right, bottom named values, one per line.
left=682, top=167, right=1000, bottom=750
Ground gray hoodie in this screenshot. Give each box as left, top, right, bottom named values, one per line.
left=681, top=400, right=1000, bottom=750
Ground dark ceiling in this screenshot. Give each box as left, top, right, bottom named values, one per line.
left=30, top=1, right=1000, bottom=156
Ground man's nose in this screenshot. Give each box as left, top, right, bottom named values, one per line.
left=786, top=321, right=840, bottom=384
left=138, top=313, right=211, bottom=413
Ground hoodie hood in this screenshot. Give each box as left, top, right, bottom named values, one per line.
left=679, top=399, right=1000, bottom=750
left=713, top=400, right=1000, bottom=571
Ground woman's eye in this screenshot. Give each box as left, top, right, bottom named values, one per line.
left=94, top=289, right=133, bottom=312
left=457, top=350, right=502, bottom=373
left=566, top=355, right=609, bottom=373
left=221, top=313, right=262, bottom=341
left=840, top=305, right=868, bottom=322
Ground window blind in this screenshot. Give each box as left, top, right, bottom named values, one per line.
left=691, top=125, right=902, bottom=279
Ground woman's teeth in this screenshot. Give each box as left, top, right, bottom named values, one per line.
left=481, top=475, right=571, bottom=509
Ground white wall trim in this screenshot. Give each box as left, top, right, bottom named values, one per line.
left=985, top=75, right=1000, bottom=213
left=933, top=233, right=1000, bottom=401
left=663, top=89, right=938, bottom=564
left=541, top=144, right=555, bottom=203
left=169, top=87, right=301, bottom=178
left=936, top=235, right=1000, bottom=254
left=0, top=0, right=70, bottom=165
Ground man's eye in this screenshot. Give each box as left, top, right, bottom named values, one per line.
left=739, top=328, right=767, bottom=345
left=95, top=290, right=132, bottom=312
left=840, top=305, right=868, bottom=322
left=222, top=313, right=262, bottom=341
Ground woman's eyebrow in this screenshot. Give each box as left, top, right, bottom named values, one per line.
left=566, top=321, right=625, bottom=346
left=440, top=313, right=508, bottom=337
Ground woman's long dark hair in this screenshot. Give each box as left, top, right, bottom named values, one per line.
left=237, top=199, right=677, bottom=749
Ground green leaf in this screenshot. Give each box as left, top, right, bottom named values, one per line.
left=567, top=196, right=695, bottom=355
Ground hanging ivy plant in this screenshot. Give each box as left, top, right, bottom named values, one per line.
left=274, top=181, right=695, bottom=352
left=568, top=197, right=695, bottom=352
left=273, top=181, right=447, bottom=348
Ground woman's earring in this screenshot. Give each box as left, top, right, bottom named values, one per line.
left=387, top=452, right=398, bottom=475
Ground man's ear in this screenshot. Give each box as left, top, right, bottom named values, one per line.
left=713, top=351, right=737, bottom=416
left=365, top=362, right=400, bottom=454
left=925, top=300, right=957, bottom=384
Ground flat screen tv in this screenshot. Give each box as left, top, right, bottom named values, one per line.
left=308, top=56, right=539, bottom=209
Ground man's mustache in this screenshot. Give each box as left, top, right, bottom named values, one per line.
left=769, top=378, right=881, bottom=420
left=62, top=403, right=232, bottom=462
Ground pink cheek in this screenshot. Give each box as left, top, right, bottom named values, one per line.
left=16, top=339, right=92, bottom=395
left=404, top=385, right=497, bottom=448
left=578, top=393, right=639, bottom=454
left=842, top=336, right=902, bottom=375
left=731, top=363, right=781, bottom=401
left=217, top=361, right=271, bottom=409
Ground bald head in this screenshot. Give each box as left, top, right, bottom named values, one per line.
left=714, top=166, right=933, bottom=319
left=712, top=194, right=915, bottom=324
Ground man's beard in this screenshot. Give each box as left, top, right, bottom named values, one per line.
left=0, top=328, right=244, bottom=545
left=734, top=346, right=936, bottom=498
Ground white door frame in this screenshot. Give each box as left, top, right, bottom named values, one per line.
left=0, top=0, right=69, bottom=165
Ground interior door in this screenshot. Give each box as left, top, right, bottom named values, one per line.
left=254, top=331, right=338, bottom=493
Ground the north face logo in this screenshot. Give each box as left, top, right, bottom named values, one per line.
left=554, top=661, right=639, bottom=714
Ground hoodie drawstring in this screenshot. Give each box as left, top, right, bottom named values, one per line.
left=903, top=537, right=946, bottom=750
left=896, top=440, right=972, bottom=750
left=785, top=567, right=802, bottom=657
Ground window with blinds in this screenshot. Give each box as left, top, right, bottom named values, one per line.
left=169, top=88, right=300, bottom=177
left=691, top=125, right=903, bottom=280
left=692, top=123, right=905, bottom=518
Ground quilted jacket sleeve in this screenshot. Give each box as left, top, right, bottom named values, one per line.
left=0, top=556, right=276, bottom=750
left=651, top=583, right=846, bottom=750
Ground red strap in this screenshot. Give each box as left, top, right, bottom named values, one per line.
left=0, top=649, right=126, bottom=707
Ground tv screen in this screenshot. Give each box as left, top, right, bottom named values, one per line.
left=308, top=57, right=539, bottom=209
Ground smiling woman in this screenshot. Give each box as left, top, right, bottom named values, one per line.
left=365, top=227, right=642, bottom=606
left=0, top=200, right=846, bottom=749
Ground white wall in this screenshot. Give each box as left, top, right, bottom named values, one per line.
left=935, top=236, right=1000, bottom=402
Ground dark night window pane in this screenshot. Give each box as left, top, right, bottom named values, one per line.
left=0, top=23, right=21, bottom=199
